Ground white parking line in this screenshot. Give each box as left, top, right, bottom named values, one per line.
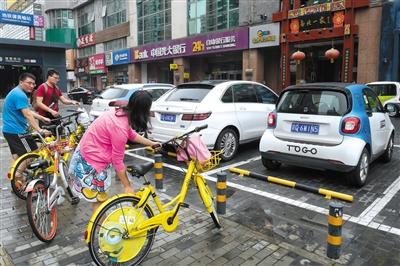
left=125, top=151, right=400, bottom=236
left=394, top=144, right=400, bottom=148
left=206, top=156, right=261, bottom=175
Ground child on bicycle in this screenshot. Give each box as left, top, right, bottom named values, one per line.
left=68, top=90, right=160, bottom=211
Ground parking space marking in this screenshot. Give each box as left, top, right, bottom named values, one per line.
left=395, top=144, right=400, bottom=148
left=206, top=156, right=261, bottom=175
left=125, top=151, right=400, bottom=236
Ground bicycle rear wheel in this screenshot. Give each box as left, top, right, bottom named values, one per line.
left=11, top=153, right=41, bottom=200
left=89, top=196, right=157, bottom=266
left=196, top=176, right=222, bottom=229
left=26, top=180, right=57, bottom=242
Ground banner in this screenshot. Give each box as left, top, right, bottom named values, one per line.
left=0, top=10, right=44, bottom=27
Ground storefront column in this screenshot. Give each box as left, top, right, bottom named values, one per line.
left=341, top=5, right=356, bottom=83
left=242, top=49, right=264, bottom=82
left=173, top=57, right=190, bottom=85
left=128, top=63, right=141, bottom=83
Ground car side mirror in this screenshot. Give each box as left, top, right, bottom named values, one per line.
left=94, top=93, right=102, bottom=99
left=366, top=109, right=373, bottom=117
left=384, top=104, right=395, bottom=113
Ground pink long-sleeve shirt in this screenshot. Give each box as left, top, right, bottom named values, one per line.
left=80, top=110, right=137, bottom=173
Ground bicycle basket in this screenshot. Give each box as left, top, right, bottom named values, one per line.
left=176, top=135, right=222, bottom=172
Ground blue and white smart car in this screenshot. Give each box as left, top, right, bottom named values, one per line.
left=259, top=83, right=395, bottom=187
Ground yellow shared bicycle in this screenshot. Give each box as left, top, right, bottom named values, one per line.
left=85, top=125, right=222, bottom=265
left=8, top=110, right=86, bottom=200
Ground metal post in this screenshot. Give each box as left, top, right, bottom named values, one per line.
left=327, top=201, right=343, bottom=259
left=216, top=172, right=227, bottom=215
left=154, top=154, right=163, bottom=190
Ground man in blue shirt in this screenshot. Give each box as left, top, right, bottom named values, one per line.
left=2, top=73, right=50, bottom=161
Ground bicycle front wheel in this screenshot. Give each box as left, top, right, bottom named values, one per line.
left=196, top=176, right=222, bottom=229
left=11, top=153, right=41, bottom=200
left=26, top=180, right=57, bottom=242
left=89, top=196, right=157, bottom=266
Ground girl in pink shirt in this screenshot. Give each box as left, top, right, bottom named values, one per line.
left=68, top=91, right=159, bottom=210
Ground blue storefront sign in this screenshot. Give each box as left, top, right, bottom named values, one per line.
left=0, top=10, right=44, bottom=27
left=112, top=49, right=130, bottom=65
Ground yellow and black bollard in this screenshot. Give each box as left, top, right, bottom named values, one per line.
left=216, top=172, right=227, bottom=215
left=327, top=201, right=343, bottom=259
left=154, top=154, right=164, bottom=190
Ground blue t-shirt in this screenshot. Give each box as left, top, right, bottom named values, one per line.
left=2, top=86, right=30, bottom=134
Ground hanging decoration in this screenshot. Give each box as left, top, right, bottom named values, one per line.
left=291, top=50, right=305, bottom=64
left=325, top=47, right=340, bottom=63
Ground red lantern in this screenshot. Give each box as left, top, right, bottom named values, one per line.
left=325, top=48, right=340, bottom=63
left=291, top=50, right=305, bottom=64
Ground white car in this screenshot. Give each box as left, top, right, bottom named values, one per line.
left=259, top=83, right=395, bottom=187
left=367, top=81, right=400, bottom=117
left=148, top=80, right=278, bottom=161
left=89, top=83, right=174, bottom=120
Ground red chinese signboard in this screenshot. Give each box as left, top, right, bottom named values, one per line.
left=77, top=33, right=95, bottom=48
left=88, top=54, right=106, bottom=74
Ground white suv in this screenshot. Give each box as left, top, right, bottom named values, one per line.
left=259, top=83, right=395, bottom=187
left=367, top=81, right=400, bottom=117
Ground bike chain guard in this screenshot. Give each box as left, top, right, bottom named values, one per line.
left=99, top=207, right=147, bottom=263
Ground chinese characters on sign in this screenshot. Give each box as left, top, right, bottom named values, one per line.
left=132, top=27, right=248, bottom=62
left=77, top=33, right=95, bottom=48
left=299, top=12, right=332, bottom=31
left=249, top=23, right=280, bottom=48
left=0, top=55, right=41, bottom=65
left=88, top=54, right=106, bottom=74
left=0, top=10, right=44, bottom=28
left=288, top=0, right=345, bottom=19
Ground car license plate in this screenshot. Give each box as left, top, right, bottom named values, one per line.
left=160, top=113, right=176, bottom=122
left=291, top=123, right=319, bottom=134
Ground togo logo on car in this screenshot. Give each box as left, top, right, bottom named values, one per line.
left=287, top=144, right=317, bottom=155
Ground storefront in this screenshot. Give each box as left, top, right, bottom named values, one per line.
left=75, top=57, right=90, bottom=88
left=248, top=23, right=281, bottom=91
left=0, top=38, right=69, bottom=97
left=130, top=27, right=249, bottom=85
left=105, top=49, right=130, bottom=85
left=88, top=53, right=107, bottom=91
left=273, top=0, right=370, bottom=91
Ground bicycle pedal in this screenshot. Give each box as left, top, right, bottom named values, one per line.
left=70, top=196, right=80, bottom=205
left=180, top=203, right=190, bottom=208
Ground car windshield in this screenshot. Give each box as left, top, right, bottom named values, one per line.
left=166, top=86, right=212, bottom=103
left=368, top=84, right=397, bottom=96
left=100, top=88, right=128, bottom=99
left=277, top=89, right=348, bottom=116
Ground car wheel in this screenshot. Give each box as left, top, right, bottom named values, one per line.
left=381, top=134, right=394, bottom=163
left=386, top=103, right=399, bottom=117
left=261, top=157, right=281, bottom=170
left=215, top=128, right=238, bottom=161
left=348, top=148, right=369, bottom=187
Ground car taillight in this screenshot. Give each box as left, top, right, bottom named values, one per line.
left=267, top=112, right=276, bottom=127
left=150, top=111, right=155, bottom=117
left=342, top=117, right=360, bottom=134
left=182, top=112, right=211, bottom=121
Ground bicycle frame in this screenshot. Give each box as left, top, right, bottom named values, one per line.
left=85, top=160, right=208, bottom=243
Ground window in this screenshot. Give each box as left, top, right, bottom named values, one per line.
left=221, top=87, right=233, bottom=103
left=188, top=0, right=238, bottom=35
left=102, top=0, right=126, bottom=29
left=47, top=9, right=74, bottom=29
left=166, top=85, right=212, bottom=102
left=78, top=46, right=95, bottom=58
left=277, top=90, right=348, bottom=116
left=77, top=3, right=95, bottom=36
left=363, top=89, right=384, bottom=113
left=137, top=0, right=171, bottom=45
left=254, top=85, right=278, bottom=104
left=101, top=88, right=129, bottom=99
left=233, top=84, right=258, bottom=103
left=368, top=84, right=397, bottom=96
left=104, top=38, right=127, bottom=52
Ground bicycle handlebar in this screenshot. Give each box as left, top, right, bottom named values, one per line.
left=19, top=121, right=73, bottom=141
left=151, top=124, right=208, bottom=149
left=50, top=111, right=83, bottom=123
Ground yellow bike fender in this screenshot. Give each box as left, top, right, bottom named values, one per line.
left=85, top=193, right=152, bottom=244
left=8, top=151, right=41, bottom=180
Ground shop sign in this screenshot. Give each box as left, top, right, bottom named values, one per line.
left=77, top=33, right=95, bottom=48
left=288, top=0, right=345, bottom=19
left=88, top=54, right=106, bottom=74
left=0, top=55, right=41, bottom=65
left=169, top=63, right=178, bottom=70
left=132, top=27, right=248, bottom=62
left=112, top=49, right=130, bottom=65
left=105, top=51, right=113, bottom=66
left=249, top=23, right=280, bottom=49
left=0, top=10, right=44, bottom=27
left=75, top=58, right=89, bottom=76
left=298, top=12, right=332, bottom=31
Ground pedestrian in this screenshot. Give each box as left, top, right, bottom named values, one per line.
left=68, top=90, right=160, bottom=211
left=34, top=69, right=79, bottom=122
left=2, top=72, right=51, bottom=161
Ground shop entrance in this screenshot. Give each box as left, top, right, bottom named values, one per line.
left=0, top=65, right=43, bottom=97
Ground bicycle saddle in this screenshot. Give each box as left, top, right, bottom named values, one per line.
left=127, top=162, right=154, bottom=177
